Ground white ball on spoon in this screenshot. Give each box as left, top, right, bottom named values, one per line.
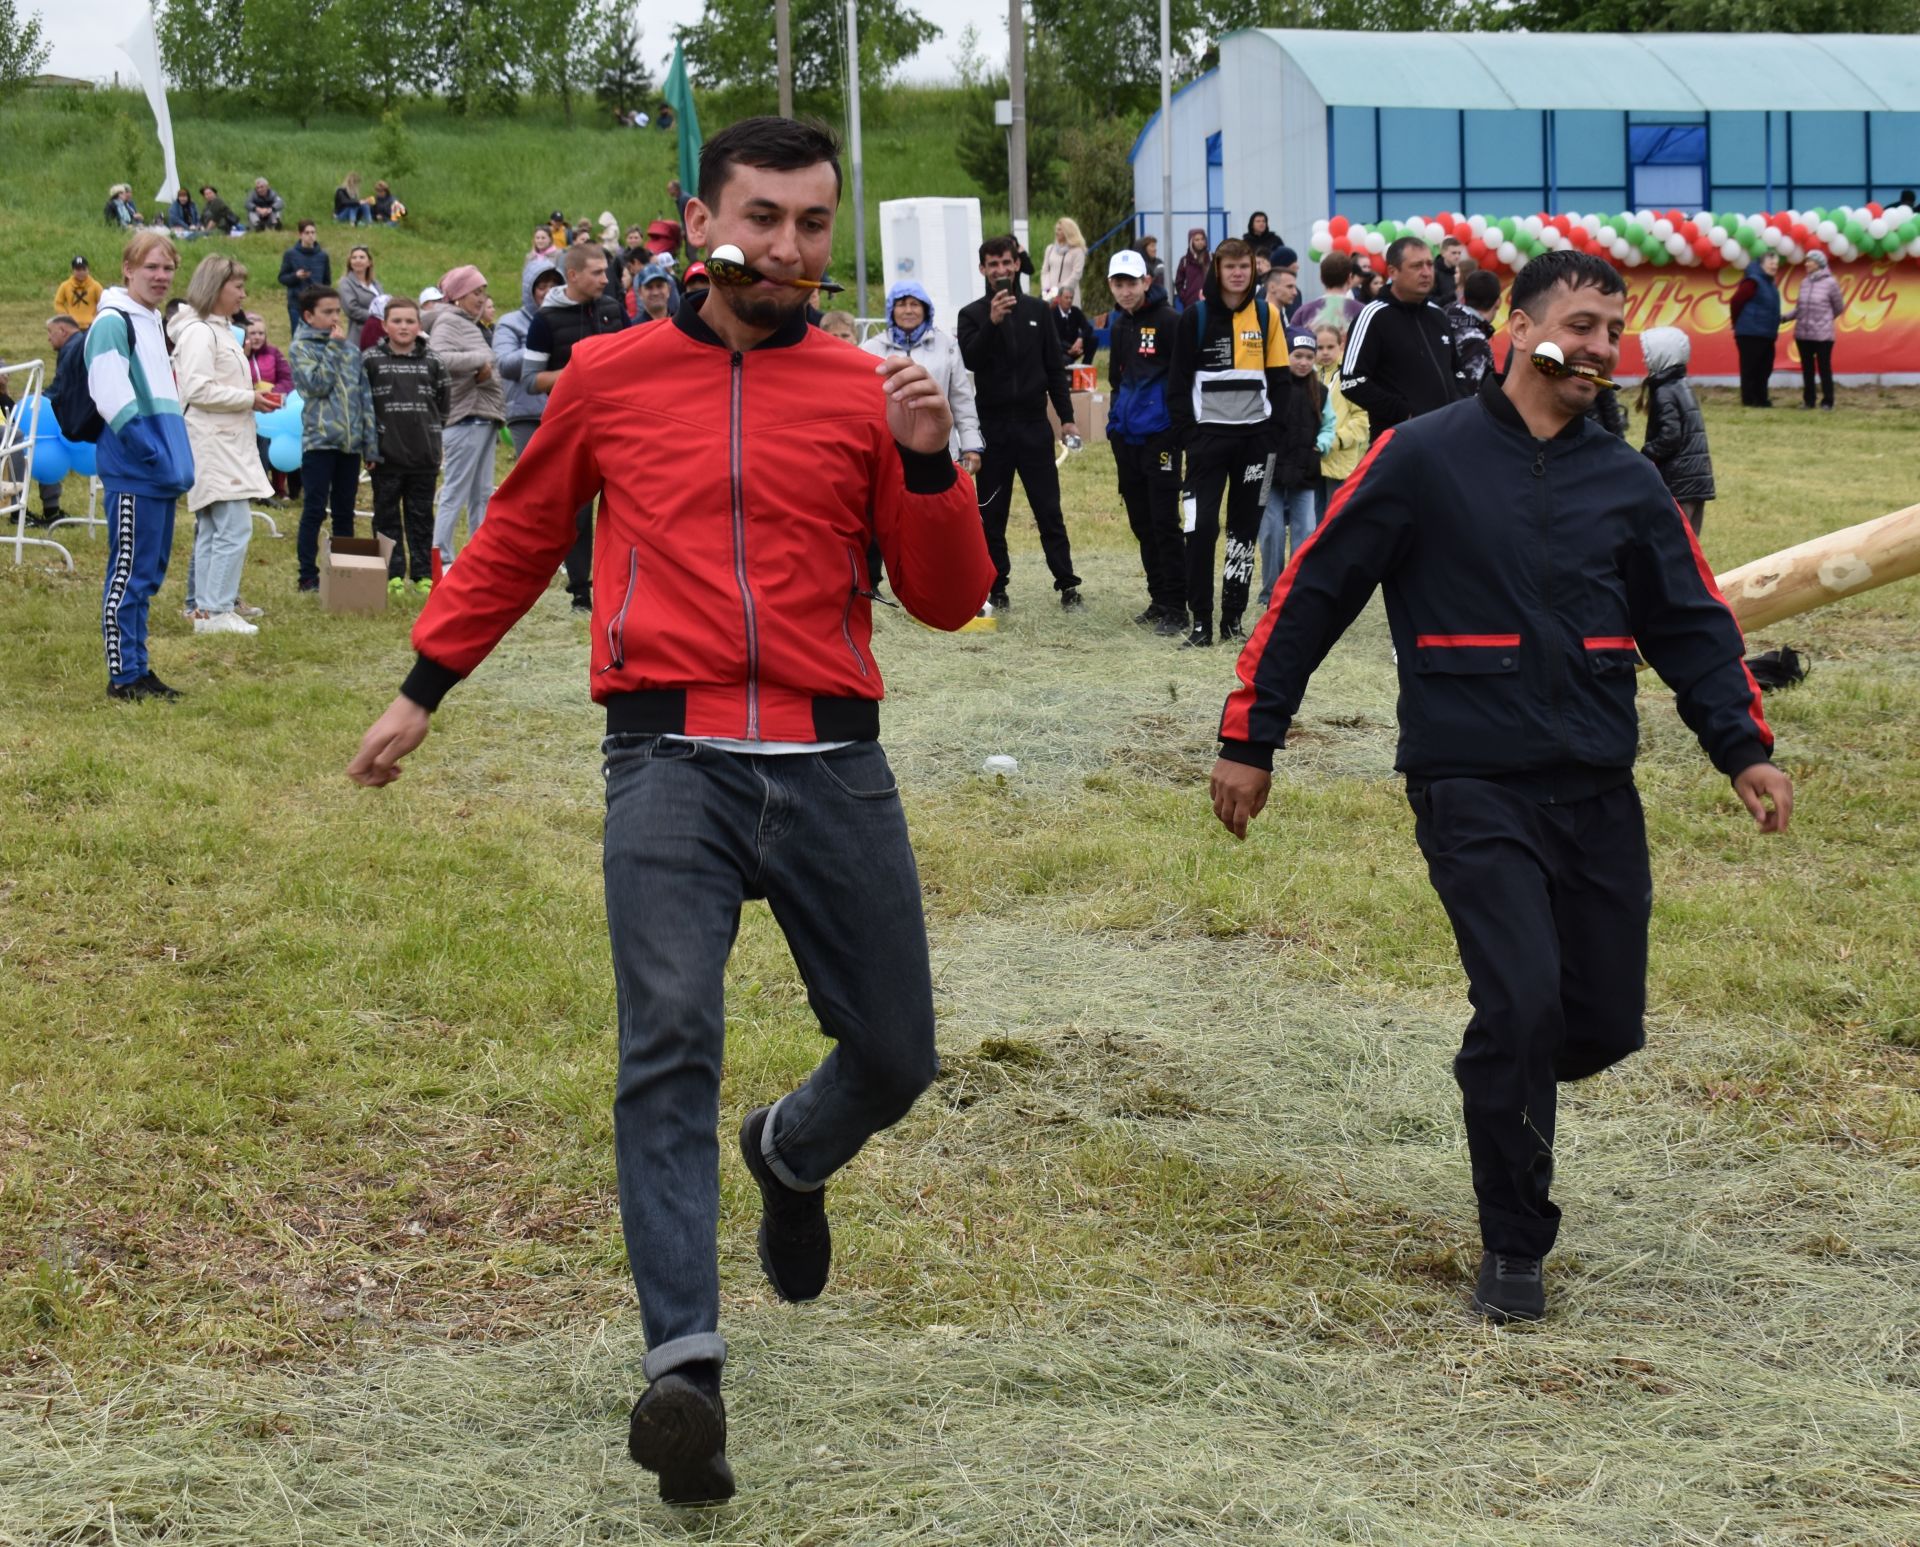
left=1533, top=340, right=1565, bottom=364
left=709, top=243, right=745, bottom=266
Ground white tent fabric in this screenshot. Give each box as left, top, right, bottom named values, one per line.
left=117, top=4, right=182, bottom=207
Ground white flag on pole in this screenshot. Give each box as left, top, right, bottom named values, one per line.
left=116, top=4, right=182, bottom=208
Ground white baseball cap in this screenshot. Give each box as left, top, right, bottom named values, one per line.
left=1107, top=249, right=1149, bottom=280
left=418, top=285, right=445, bottom=304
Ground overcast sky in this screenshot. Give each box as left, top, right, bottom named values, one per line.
left=45, top=0, right=1009, bottom=87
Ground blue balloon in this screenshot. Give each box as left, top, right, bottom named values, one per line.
left=268, top=433, right=303, bottom=473
left=64, top=437, right=97, bottom=478
left=31, top=438, right=70, bottom=484
left=282, top=390, right=304, bottom=419
left=11, top=394, right=55, bottom=441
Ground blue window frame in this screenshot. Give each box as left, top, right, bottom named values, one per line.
left=1629, top=124, right=1707, bottom=209
left=1205, top=131, right=1227, bottom=244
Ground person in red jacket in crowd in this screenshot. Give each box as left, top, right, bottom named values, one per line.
left=347, top=117, right=992, bottom=1508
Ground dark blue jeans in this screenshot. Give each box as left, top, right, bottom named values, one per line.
left=296, top=447, right=360, bottom=583
left=601, top=735, right=939, bottom=1381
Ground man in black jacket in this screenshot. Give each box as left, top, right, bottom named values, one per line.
left=363, top=297, right=451, bottom=592
left=956, top=234, right=1081, bottom=612
left=524, top=242, right=628, bottom=610
left=278, top=222, right=332, bottom=339
left=1211, top=251, right=1793, bottom=1325
left=1105, top=249, right=1186, bottom=634
left=1340, top=236, right=1465, bottom=434
left=1049, top=284, right=1097, bottom=368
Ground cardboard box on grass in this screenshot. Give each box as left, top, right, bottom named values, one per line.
left=320, top=533, right=395, bottom=614
left=1046, top=390, right=1109, bottom=445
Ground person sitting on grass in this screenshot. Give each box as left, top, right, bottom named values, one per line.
left=248, top=179, right=286, bottom=232
left=164, top=189, right=199, bottom=230
left=104, top=184, right=141, bottom=228
left=334, top=172, right=372, bottom=227
left=289, top=285, right=376, bottom=593
left=370, top=181, right=399, bottom=223
left=363, top=297, right=449, bottom=598
left=200, top=185, right=238, bottom=233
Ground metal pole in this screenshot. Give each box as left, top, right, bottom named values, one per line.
left=1159, top=0, right=1173, bottom=276
left=776, top=0, right=793, bottom=119
left=847, top=0, right=867, bottom=317
left=1008, top=0, right=1029, bottom=267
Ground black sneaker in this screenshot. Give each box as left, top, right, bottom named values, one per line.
left=1132, top=606, right=1161, bottom=627
left=297, top=577, right=319, bottom=593
left=107, top=675, right=179, bottom=703
left=738, top=1106, right=831, bottom=1302
left=1180, top=624, right=1213, bottom=649
left=1470, top=1252, right=1546, bottom=1324
left=1219, top=616, right=1245, bottom=642
left=628, top=1364, right=734, bottom=1507
left=570, top=593, right=593, bottom=612
left=1153, top=612, right=1188, bottom=638
left=1060, top=588, right=1085, bottom=613
left=988, top=589, right=1010, bottom=613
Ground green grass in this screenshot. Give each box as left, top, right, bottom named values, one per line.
left=0, top=377, right=1916, bottom=1541
left=0, top=85, right=1046, bottom=368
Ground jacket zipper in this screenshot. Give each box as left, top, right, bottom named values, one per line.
left=598, top=546, right=639, bottom=674
left=1534, top=447, right=1573, bottom=772
left=842, top=549, right=871, bottom=678
left=729, top=351, right=760, bottom=738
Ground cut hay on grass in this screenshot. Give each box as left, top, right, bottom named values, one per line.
left=2, top=399, right=1917, bottom=1542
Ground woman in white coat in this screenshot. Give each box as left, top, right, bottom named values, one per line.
left=859, top=280, right=982, bottom=472
left=1039, top=217, right=1087, bottom=302
left=169, top=254, right=275, bottom=634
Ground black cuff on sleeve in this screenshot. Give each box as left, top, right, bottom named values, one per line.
left=401, top=653, right=464, bottom=712
left=1217, top=738, right=1276, bottom=773
left=1719, top=738, right=1773, bottom=782
left=897, top=444, right=958, bottom=495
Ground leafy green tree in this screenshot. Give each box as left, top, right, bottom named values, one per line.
left=429, top=0, right=524, bottom=116
left=372, top=106, right=418, bottom=179
left=594, top=3, right=654, bottom=117
left=156, top=0, right=245, bottom=103
left=676, top=0, right=939, bottom=101
left=1501, top=0, right=1919, bottom=27
left=1061, top=117, right=1141, bottom=312
left=0, top=0, right=50, bottom=100
left=334, top=0, right=437, bottom=107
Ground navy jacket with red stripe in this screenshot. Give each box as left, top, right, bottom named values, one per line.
left=1219, top=374, right=1772, bottom=790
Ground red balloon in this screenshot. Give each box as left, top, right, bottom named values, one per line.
left=1791, top=223, right=1810, bottom=244
left=1552, top=215, right=1573, bottom=235
left=1679, top=220, right=1698, bottom=241
left=1693, top=239, right=1718, bottom=262
left=1371, top=251, right=1388, bottom=274
left=1467, top=237, right=1490, bottom=262
left=1866, top=201, right=1884, bottom=218
left=1452, top=220, right=1472, bottom=242
left=1329, top=215, right=1350, bottom=237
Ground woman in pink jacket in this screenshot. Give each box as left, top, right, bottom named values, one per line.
left=1793, top=251, right=1847, bottom=411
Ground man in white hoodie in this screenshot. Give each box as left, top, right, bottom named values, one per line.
left=87, top=232, right=197, bottom=701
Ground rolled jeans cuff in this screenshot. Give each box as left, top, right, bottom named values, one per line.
left=761, top=1094, right=826, bottom=1193
left=641, top=1332, right=728, bottom=1383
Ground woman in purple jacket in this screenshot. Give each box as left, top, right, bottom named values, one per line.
left=1793, top=251, right=1848, bottom=411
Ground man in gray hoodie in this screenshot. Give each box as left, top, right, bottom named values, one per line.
left=496, top=261, right=561, bottom=460
left=425, top=265, right=505, bottom=566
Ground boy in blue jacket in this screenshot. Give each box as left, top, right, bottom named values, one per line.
left=86, top=233, right=196, bottom=701
left=1210, top=251, right=1794, bottom=1325
left=1104, top=248, right=1187, bottom=636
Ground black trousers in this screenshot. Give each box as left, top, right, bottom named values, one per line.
left=1112, top=434, right=1186, bottom=616
left=371, top=464, right=437, bottom=581
left=1185, top=442, right=1268, bottom=629
left=1799, top=339, right=1835, bottom=408
left=977, top=414, right=1080, bottom=594
left=565, top=502, right=594, bottom=602
left=1735, top=334, right=1776, bottom=407
left=1410, top=778, right=1651, bottom=1259
left=296, top=448, right=360, bottom=585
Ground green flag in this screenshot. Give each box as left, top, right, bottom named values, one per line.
left=663, top=43, right=702, bottom=199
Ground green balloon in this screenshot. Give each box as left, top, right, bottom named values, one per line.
left=1650, top=247, right=1671, bottom=266
left=1897, top=218, right=1919, bottom=242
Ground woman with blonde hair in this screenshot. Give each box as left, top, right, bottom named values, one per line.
left=169, top=253, right=276, bottom=635
left=1040, top=216, right=1087, bottom=301
left=334, top=171, right=370, bottom=226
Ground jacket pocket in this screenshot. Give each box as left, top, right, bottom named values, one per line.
left=1413, top=634, right=1520, bottom=674
left=600, top=547, right=640, bottom=674
left=1583, top=636, right=1639, bottom=675
left=842, top=547, right=871, bottom=678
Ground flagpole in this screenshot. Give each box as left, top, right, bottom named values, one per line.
left=847, top=0, right=867, bottom=318
left=776, top=0, right=793, bottom=118
left=1159, top=0, right=1172, bottom=274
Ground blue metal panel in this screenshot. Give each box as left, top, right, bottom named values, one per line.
left=1380, top=108, right=1461, bottom=188
left=1331, top=106, right=1375, bottom=195
left=1791, top=112, right=1867, bottom=185
left=1629, top=109, right=1704, bottom=123
left=1709, top=112, right=1765, bottom=184
left=1867, top=112, right=1920, bottom=197
left=1555, top=111, right=1626, bottom=186
left=1464, top=110, right=1543, bottom=187
left=1560, top=186, right=1629, bottom=212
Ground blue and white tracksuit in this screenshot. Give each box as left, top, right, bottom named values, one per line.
left=86, top=289, right=195, bottom=686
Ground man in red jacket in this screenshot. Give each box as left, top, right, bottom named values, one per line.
left=347, top=118, right=992, bottom=1506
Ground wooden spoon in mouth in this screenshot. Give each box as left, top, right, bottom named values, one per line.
left=706, top=245, right=846, bottom=295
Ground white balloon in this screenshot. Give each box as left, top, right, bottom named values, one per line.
left=1721, top=240, right=1744, bottom=264
left=1664, top=232, right=1688, bottom=256
left=1651, top=218, right=1674, bottom=240
left=1867, top=216, right=1889, bottom=239
left=1817, top=220, right=1839, bottom=242
left=1745, top=214, right=1766, bottom=232
left=1635, top=208, right=1655, bottom=226
left=1497, top=241, right=1519, bottom=267
left=1597, top=224, right=1618, bottom=245
left=1759, top=226, right=1783, bottom=249
left=1522, top=215, right=1544, bottom=237
left=1468, top=214, right=1488, bottom=235
left=1707, top=224, right=1728, bottom=245
left=1582, top=214, right=1602, bottom=235
left=1428, top=221, right=1449, bottom=245
left=1908, top=237, right=1920, bottom=257
left=1364, top=231, right=1386, bottom=254
left=1611, top=238, right=1632, bottom=260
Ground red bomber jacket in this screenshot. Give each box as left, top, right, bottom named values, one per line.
left=401, top=296, right=994, bottom=741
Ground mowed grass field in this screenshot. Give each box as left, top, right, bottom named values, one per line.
left=1, top=373, right=1916, bottom=1543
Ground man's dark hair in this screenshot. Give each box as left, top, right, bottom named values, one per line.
left=1462, top=269, right=1503, bottom=311
left=698, top=117, right=842, bottom=211
left=298, top=284, right=340, bottom=317
left=1319, top=251, right=1353, bottom=288
left=979, top=234, right=1020, bottom=262
left=1385, top=236, right=1430, bottom=270
left=1509, top=250, right=1625, bottom=317
left=297, top=219, right=317, bottom=235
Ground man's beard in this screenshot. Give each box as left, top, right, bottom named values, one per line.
left=715, top=283, right=810, bottom=331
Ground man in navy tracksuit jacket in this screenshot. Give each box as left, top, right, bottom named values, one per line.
left=1209, top=252, right=1794, bottom=1324
left=1104, top=247, right=1187, bottom=635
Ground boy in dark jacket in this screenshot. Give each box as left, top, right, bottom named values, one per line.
left=1167, top=236, right=1288, bottom=646
left=1211, top=252, right=1792, bottom=1326
left=278, top=222, right=332, bottom=338
left=363, top=297, right=451, bottom=593
left=1256, top=329, right=1334, bottom=606
left=1105, top=249, right=1186, bottom=634
left=1638, top=325, right=1715, bottom=533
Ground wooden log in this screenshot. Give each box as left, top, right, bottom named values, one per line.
left=1717, top=503, right=1920, bottom=635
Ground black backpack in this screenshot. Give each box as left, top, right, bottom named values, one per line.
left=50, top=339, right=105, bottom=444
